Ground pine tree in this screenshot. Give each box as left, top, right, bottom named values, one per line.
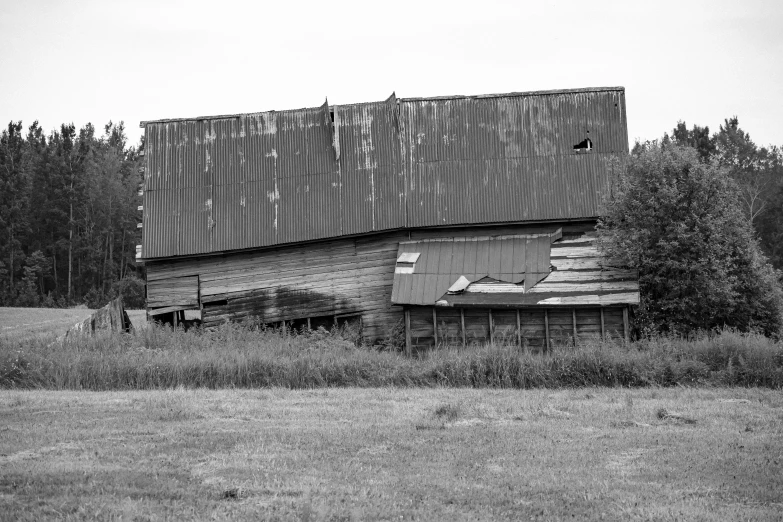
left=0, top=121, right=30, bottom=302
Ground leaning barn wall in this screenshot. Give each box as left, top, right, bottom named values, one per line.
left=145, top=221, right=596, bottom=340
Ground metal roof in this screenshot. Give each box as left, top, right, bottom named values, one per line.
left=141, top=87, right=628, bottom=259
left=390, top=230, right=561, bottom=305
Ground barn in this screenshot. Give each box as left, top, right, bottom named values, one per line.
left=137, top=86, right=639, bottom=353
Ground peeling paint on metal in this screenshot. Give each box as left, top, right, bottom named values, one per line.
left=141, top=88, right=627, bottom=259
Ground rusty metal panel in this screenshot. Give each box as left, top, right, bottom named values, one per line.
left=142, top=189, right=178, bottom=258
left=337, top=95, right=404, bottom=234
left=141, top=87, right=627, bottom=260
left=213, top=183, right=244, bottom=252
left=244, top=179, right=277, bottom=247
left=178, top=185, right=212, bottom=256
left=276, top=108, right=342, bottom=242
left=401, top=89, right=627, bottom=229
left=212, top=118, right=241, bottom=186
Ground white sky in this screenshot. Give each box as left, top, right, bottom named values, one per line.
left=1, top=0, right=782, bottom=150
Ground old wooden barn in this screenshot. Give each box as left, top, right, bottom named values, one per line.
left=138, top=86, right=639, bottom=352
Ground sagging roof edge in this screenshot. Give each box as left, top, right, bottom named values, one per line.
left=139, top=219, right=594, bottom=264
left=138, top=86, right=625, bottom=128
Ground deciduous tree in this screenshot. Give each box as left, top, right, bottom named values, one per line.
left=597, top=143, right=783, bottom=337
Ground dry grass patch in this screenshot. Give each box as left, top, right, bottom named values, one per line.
left=1, top=387, right=781, bottom=520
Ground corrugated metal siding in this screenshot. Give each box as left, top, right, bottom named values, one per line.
left=142, top=88, right=627, bottom=259
left=401, top=90, right=627, bottom=228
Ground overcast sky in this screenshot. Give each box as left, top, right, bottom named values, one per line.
left=1, top=0, right=782, bottom=150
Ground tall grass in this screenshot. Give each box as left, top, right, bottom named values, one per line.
left=1, top=322, right=781, bottom=390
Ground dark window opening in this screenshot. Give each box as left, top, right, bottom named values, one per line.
left=573, top=137, right=593, bottom=153
left=329, top=109, right=334, bottom=122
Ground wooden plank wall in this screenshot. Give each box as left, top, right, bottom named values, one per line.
left=408, top=305, right=627, bottom=354
left=144, top=221, right=597, bottom=341
left=147, top=231, right=407, bottom=338
left=146, top=276, right=199, bottom=308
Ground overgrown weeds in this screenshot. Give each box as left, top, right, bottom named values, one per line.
left=1, top=323, right=781, bottom=390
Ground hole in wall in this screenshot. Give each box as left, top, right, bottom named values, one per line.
left=573, top=131, right=592, bottom=153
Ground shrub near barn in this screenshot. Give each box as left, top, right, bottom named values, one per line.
left=597, top=143, right=783, bottom=337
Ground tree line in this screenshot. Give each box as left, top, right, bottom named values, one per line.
left=0, top=120, right=144, bottom=308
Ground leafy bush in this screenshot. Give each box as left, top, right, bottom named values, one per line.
left=598, top=143, right=783, bottom=337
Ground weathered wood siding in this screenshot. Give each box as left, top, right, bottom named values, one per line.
left=146, top=232, right=406, bottom=339
left=409, top=305, right=627, bottom=353
left=144, top=221, right=598, bottom=340
left=146, top=276, right=199, bottom=308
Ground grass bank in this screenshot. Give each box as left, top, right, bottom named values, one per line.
left=2, top=322, right=781, bottom=390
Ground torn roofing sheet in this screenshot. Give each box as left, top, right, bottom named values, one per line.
left=390, top=230, right=561, bottom=305
left=435, top=233, right=640, bottom=307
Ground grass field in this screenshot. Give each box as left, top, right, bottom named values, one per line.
left=1, top=387, right=782, bottom=521
left=0, top=307, right=147, bottom=342
left=2, top=309, right=782, bottom=519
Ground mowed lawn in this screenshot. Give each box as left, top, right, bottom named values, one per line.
left=1, top=387, right=781, bottom=521
left=0, top=307, right=147, bottom=342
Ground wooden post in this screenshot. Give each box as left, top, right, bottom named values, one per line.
left=488, top=309, right=494, bottom=345
left=404, top=309, right=412, bottom=356
left=622, top=307, right=629, bottom=344
left=460, top=308, right=466, bottom=348
left=516, top=309, right=521, bottom=348
left=307, top=317, right=311, bottom=331
left=572, top=308, right=578, bottom=346
left=600, top=308, right=605, bottom=341
left=432, top=308, right=438, bottom=348
left=173, top=311, right=178, bottom=328
left=544, top=309, right=550, bottom=353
